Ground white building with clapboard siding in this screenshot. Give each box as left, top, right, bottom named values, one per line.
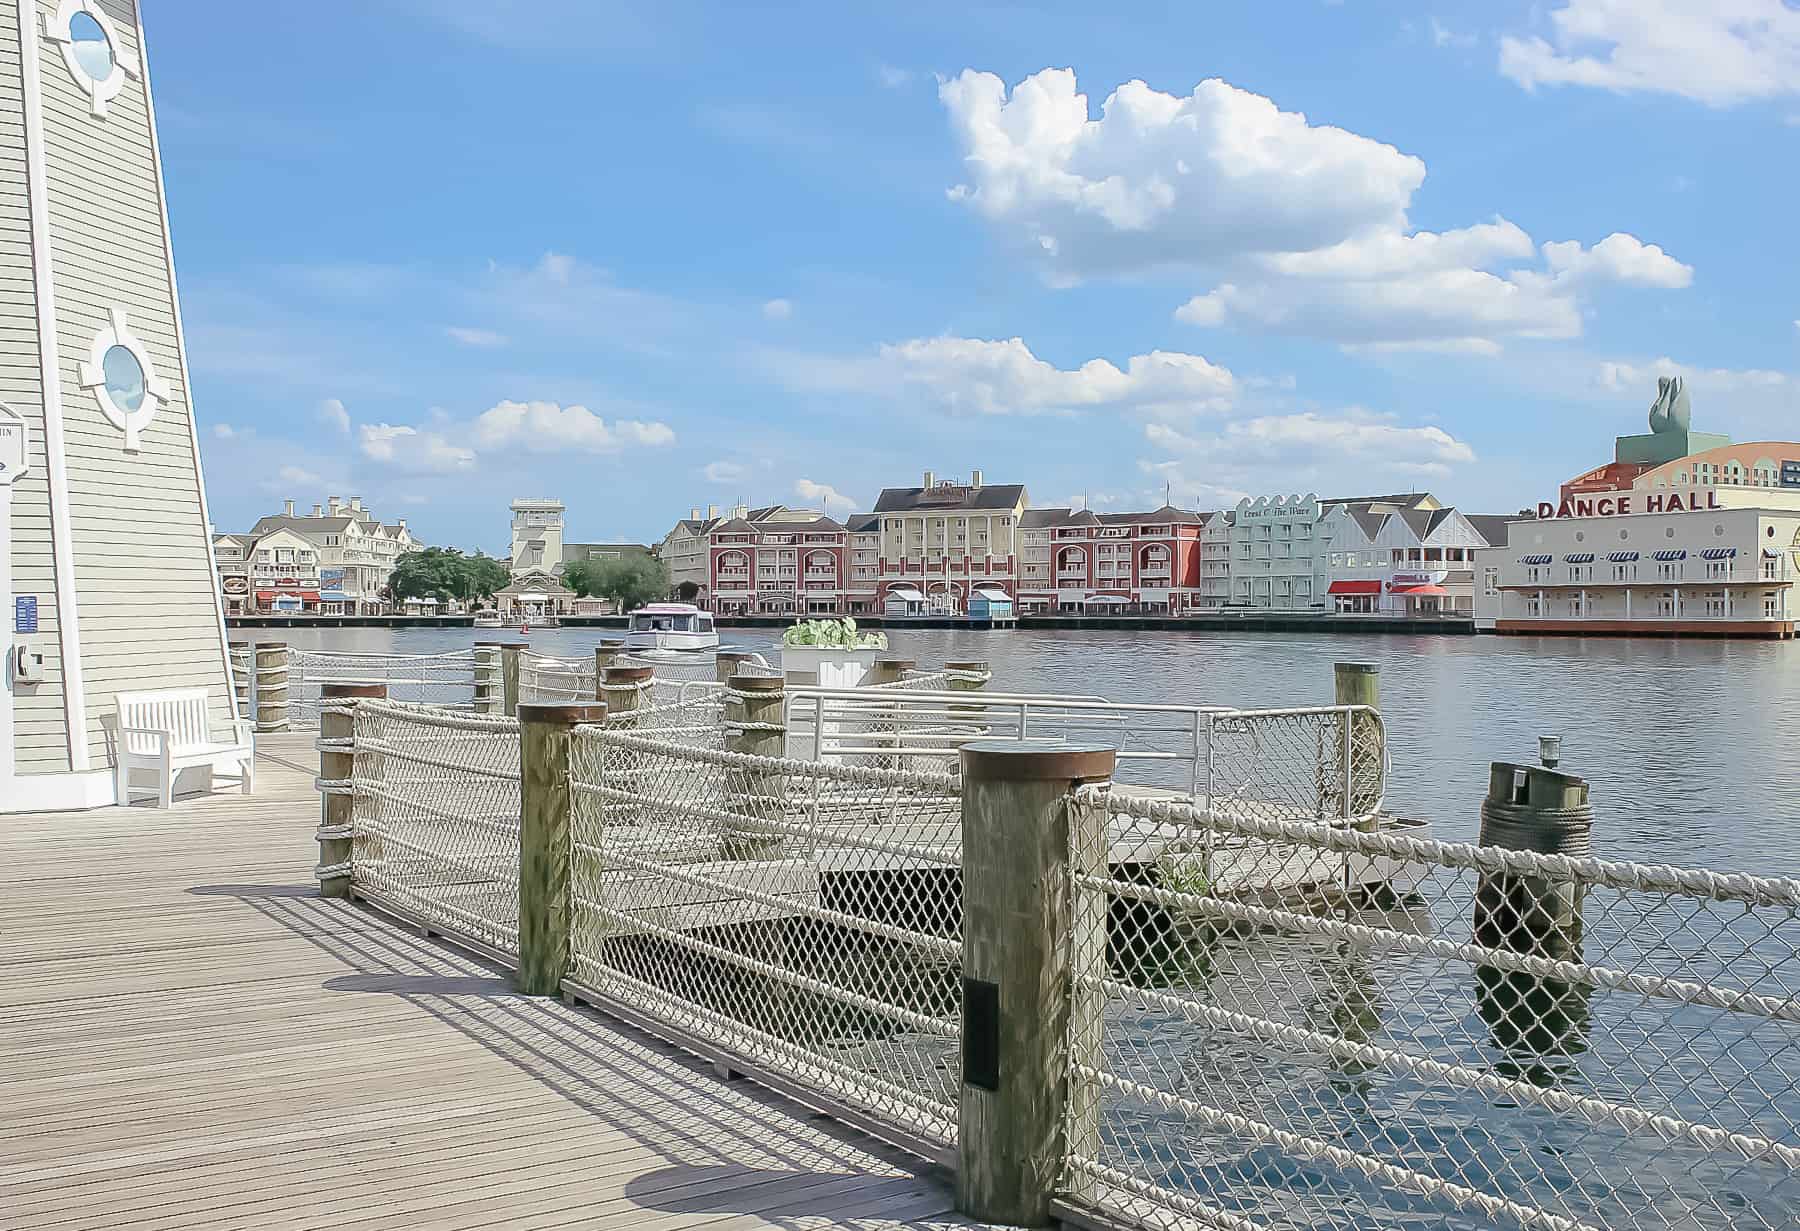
left=1, top=1, right=233, bottom=810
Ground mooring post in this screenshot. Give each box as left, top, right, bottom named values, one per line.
left=317, top=683, right=386, bottom=899
left=714, top=649, right=755, bottom=685
left=1473, top=761, right=1594, bottom=1054
left=1333, top=661, right=1382, bottom=827
left=500, top=643, right=527, bottom=717
left=229, top=643, right=253, bottom=724
left=722, top=673, right=786, bottom=860
left=516, top=701, right=607, bottom=995
left=947, top=659, right=991, bottom=737
left=862, top=658, right=914, bottom=767
left=601, top=664, right=652, bottom=728
left=253, top=642, right=289, bottom=733
left=472, top=642, right=506, bottom=715
left=594, top=640, right=624, bottom=685
left=957, top=740, right=1117, bottom=1227
left=865, top=656, right=914, bottom=686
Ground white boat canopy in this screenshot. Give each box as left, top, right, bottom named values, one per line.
left=886, top=587, right=926, bottom=602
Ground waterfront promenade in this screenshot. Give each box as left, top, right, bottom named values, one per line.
left=0, top=735, right=971, bottom=1230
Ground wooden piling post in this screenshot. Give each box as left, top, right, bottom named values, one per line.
left=1333, top=661, right=1382, bottom=826
left=722, top=673, right=786, bottom=860
left=957, top=740, right=1116, bottom=1227
left=472, top=642, right=506, bottom=715
left=253, top=642, right=289, bottom=733
left=864, top=657, right=914, bottom=686
left=500, top=643, right=527, bottom=717
left=516, top=701, right=607, bottom=995
left=594, top=640, right=624, bottom=686
left=1473, top=761, right=1594, bottom=1054
left=715, top=649, right=756, bottom=685
left=317, top=683, right=386, bottom=899
left=229, top=643, right=253, bottom=724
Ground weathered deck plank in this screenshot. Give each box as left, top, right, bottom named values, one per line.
left=0, top=734, right=974, bottom=1230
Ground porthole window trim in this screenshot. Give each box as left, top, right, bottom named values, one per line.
left=42, top=0, right=140, bottom=118
left=80, top=307, right=168, bottom=452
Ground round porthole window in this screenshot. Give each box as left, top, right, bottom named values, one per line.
left=102, top=345, right=145, bottom=412
left=47, top=1, right=138, bottom=117
left=1574, top=531, right=1585, bottom=542
left=1620, top=529, right=1630, bottom=540
left=68, top=11, right=112, bottom=81
left=1666, top=528, right=1676, bottom=539
left=1715, top=524, right=1726, bottom=537
left=80, top=308, right=167, bottom=452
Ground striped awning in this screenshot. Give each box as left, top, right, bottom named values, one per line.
left=1607, top=551, right=1639, bottom=562
left=1765, top=548, right=1782, bottom=559
left=1699, top=547, right=1737, bottom=560
left=1564, top=552, right=1596, bottom=564
left=1652, top=550, right=1687, bottom=561
left=1520, top=554, right=1552, bottom=565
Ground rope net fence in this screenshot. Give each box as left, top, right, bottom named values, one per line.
left=565, top=727, right=965, bottom=1151
left=291, top=649, right=477, bottom=724
left=339, top=699, right=522, bottom=957
left=1061, top=787, right=1800, bottom=1231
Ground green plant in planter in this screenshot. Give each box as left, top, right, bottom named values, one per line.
left=781, top=616, right=887, bottom=650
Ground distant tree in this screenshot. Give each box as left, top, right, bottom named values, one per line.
left=467, top=553, right=509, bottom=601
left=391, top=548, right=509, bottom=607
left=566, top=555, right=668, bottom=612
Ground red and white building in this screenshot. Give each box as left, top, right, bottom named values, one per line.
left=655, top=504, right=849, bottom=616
left=1016, top=506, right=1209, bottom=613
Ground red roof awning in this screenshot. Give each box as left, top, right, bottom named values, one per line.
left=1390, top=584, right=1447, bottom=596
left=1327, top=580, right=1381, bottom=595
left=256, top=590, right=319, bottom=601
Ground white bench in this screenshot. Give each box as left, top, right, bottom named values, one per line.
left=112, top=688, right=255, bottom=808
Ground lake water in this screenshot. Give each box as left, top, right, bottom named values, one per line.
left=239, top=624, right=1800, bottom=879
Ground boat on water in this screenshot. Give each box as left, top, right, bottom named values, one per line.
left=624, top=603, right=719, bottom=652
left=473, top=610, right=503, bottom=629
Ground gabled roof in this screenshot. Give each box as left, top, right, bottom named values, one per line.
left=1019, top=507, right=1072, bottom=528
left=1466, top=514, right=1521, bottom=547
left=1319, top=492, right=1436, bottom=509
left=1347, top=508, right=1390, bottom=541
left=872, top=483, right=1027, bottom=512
left=247, top=514, right=357, bottom=536
left=1094, top=504, right=1206, bottom=526
left=845, top=513, right=879, bottom=533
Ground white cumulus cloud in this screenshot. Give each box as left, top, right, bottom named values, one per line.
left=358, top=423, right=476, bottom=474
left=704, top=460, right=748, bottom=484
left=795, top=478, right=857, bottom=514
left=446, top=326, right=508, bottom=347
left=1499, top=1, right=1800, bottom=106
left=471, top=400, right=676, bottom=453
left=942, top=67, right=1692, bottom=352
left=941, top=68, right=1424, bottom=278
left=774, top=335, right=1236, bottom=417
left=318, top=397, right=350, bottom=434
left=277, top=464, right=321, bottom=485
left=761, top=298, right=793, bottom=321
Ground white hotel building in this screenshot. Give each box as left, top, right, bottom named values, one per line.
left=1476, top=450, right=1800, bottom=638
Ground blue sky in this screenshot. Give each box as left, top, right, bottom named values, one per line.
left=151, top=1, right=1800, bottom=553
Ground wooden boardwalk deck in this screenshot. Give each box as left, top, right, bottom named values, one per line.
left=0, top=734, right=975, bottom=1230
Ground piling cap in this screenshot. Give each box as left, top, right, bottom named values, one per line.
left=321, top=683, right=387, bottom=699
left=874, top=657, right=916, bottom=669
left=600, top=638, right=626, bottom=650
left=604, top=665, right=655, bottom=683
left=729, top=673, right=784, bottom=692
left=1487, top=761, right=1589, bottom=807
left=517, top=702, right=608, bottom=725
left=254, top=641, right=288, bottom=649
left=945, top=659, right=989, bottom=670
left=1334, top=661, right=1379, bottom=675
left=960, top=740, right=1116, bottom=784
left=716, top=649, right=756, bottom=662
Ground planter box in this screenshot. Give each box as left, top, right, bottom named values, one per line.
left=780, top=645, right=884, bottom=688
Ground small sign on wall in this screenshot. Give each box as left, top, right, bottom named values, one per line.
left=15, top=595, right=38, bottom=633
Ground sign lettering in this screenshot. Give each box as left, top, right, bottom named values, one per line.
left=15, top=595, right=38, bottom=633
left=1536, top=489, right=1722, bottom=520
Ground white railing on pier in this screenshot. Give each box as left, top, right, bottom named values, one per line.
left=785, top=686, right=1388, bottom=821
left=290, top=649, right=478, bottom=724
left=564, top=729, right=965, bottom=1154
left=316, top=681, right=1800, bottom=1231
left=1060, top=786, right=1800, bottom=1231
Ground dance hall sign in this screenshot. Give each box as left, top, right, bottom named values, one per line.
left=1537, top=490, right=1723, bottom=519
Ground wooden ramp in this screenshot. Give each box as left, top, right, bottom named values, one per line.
left=0, top=734, right=973, bottom=1230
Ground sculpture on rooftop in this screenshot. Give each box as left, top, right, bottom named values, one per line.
left=1648, top=375, right=1691, bottom=435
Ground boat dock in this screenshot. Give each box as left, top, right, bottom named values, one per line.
left=0, top=734, right=974, bottom=1230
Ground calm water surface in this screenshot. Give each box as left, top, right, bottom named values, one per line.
left=243, top=625, right=1800, bottom=878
